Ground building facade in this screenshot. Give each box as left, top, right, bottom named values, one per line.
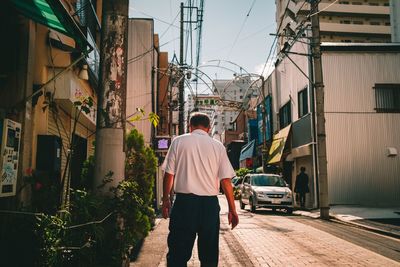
left=127, top=18, right=157, bottom=146
left=0, top=0, right=101, bottom=205
left=277, top=0, right=392, bottom=48
left=269, top=42, right=400, bottom=207
left=210, top=77, right=256, bottom=141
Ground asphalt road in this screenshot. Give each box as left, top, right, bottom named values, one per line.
left=292, top=215, right=400, bottom=262
left=231, top=198, right=400, bottom=266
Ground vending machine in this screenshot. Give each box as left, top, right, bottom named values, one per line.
left=0, top=119, right=21, bottom=197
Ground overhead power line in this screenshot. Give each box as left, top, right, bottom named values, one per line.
left=160, top=11, right=181, bottom=38
left=260, top=0, right=293, bottom=77
left=226, top=0, right=257, bottom=60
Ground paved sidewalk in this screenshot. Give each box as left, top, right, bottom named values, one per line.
left=131, top=197, right=400, bottom=266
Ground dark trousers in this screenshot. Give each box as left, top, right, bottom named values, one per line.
left=167, top=193, right=220, bottom=267
left=299, top=192, right=306, bottom=207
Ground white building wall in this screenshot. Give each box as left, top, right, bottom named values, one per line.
left=127, top=19, right=154, bottom=145
left=211, top=78, right=254, bottom=137
left=273, top=42, right=400, bottom=206
left=323, top=51, right=400, bottom=205
left=390, top=0, right=400, bottom=42
left=274, top=41, right=310, bottom=126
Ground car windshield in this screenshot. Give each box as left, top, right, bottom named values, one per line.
left=251, top=175, right=286, bottom=187
left=234, top=177, right=243, bottom=186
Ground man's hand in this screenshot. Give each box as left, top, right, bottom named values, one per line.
left=228, top=210, right=239, bottom=230
left=220, top=178, right=239, bottom=230
left=162, top=198, right=171, bottom=219
left=162, top=172, right=174, bottom=219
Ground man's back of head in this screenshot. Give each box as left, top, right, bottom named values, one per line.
left=189, top=112, right=210, bottom=129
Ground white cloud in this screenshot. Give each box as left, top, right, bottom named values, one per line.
left=253, top=57, right=276, bottom=78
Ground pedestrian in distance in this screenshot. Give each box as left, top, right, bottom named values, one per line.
left=294, top=166, right=310, bottom=208
left=162, top=112, right=239, bottom=267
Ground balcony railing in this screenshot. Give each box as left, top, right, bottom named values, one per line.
left=86, top=29, right=100, bottom=80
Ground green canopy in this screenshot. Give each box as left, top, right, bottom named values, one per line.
left=11, top=0, right=68, bottom=35
left=10, top=0, right=89, bottom=48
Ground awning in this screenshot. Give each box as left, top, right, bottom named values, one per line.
left=10, top=0, right=90, bottom=48
left=267, top=125, right=291, bottom=164
left=239, top=139, right=256, bottom=161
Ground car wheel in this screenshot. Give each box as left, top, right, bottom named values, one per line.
left=240, top=198, right=245, bottom=210
left=250, top=197, right=256, bottom=213
left=286, top=208, right=293, bottom=215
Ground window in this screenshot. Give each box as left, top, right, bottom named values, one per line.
left=370, top=21, right=380, bottom=25
left=340, top=20, right=351, bottom=24
left=385, top=22, right=391, bottom=26
left=298, top=88, right=309, bottom=118
left=374, top=84, right=400, bottom=112
left=279, top=102, right=291, bottom=128
left=353, top=21, right=364, bottom=25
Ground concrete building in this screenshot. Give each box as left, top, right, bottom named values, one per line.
left=127, top=19, right=158, bottom=146
left=210, top=77, right=256, bottom=141
left=186, top=93, right=215, bottom=126
left=268, top=42, right=400, bottom=207
left=0, top=0, right=101, bottom=204
left=390, top=0, right=400, bottom=42
left=156, top=52, right=170, bottom=136
left=277, top=0, right=392, bottom=47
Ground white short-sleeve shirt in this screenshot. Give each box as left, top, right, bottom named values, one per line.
left=162, top=129, right=236, bottom=196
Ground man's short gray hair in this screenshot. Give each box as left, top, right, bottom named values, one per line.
left=189, top=112, right=210, bottom=128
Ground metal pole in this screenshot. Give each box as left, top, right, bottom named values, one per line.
left=310, top=0, right=329, bottom=219
left=261, top=77, right=267, bottom=173
left=179, top=2, right=185, bottom=135
left=169, top=75, right=174, bottom=136
left=94, top=0, right=128, bottom=193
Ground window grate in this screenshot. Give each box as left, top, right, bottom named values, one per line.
left=374, top=84, right=400, bottom=113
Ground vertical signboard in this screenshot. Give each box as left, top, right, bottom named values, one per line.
left=257, top=96, right=273, bottom=145
left=0, top=119, right=21, bottom=197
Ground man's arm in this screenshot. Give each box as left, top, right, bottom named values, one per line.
left=162, top=172, right=174, bottom=219
left=220, top=178, right=239, bottom=229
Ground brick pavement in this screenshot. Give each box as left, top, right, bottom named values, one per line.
left=131, top=196, right=400, bottom=267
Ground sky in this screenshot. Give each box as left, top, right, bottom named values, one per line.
left=129, top=0, right=277, bottom=94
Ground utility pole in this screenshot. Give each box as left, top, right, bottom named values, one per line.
left=169, top=73, right=174, bottom=136
left=310, top=0, right=329, bottom=219
left=178, top=2, right=185, bottom=135
left=94, top=0, right=128, bottom=193
left=261, top=77, right=267, bottom=173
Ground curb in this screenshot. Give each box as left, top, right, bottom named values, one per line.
left=329, top=215, right=400, bottom=240
left=294, top=210, right=400, bottom=240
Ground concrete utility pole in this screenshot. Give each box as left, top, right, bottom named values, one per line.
left=169, top=73, right=174, bottom=136
left=94, top=0, right=128, bottom=192
left=178, top=2, right=185, bottom=135
left=310, top=0, right=330, bottom=219
left=261, top=77, right=267, bottom=173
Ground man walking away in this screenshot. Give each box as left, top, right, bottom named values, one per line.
left=162, top=112, right=239, bottom=267
left=295, top=166, right=310, bottom=208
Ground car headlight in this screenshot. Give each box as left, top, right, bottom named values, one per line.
left=256, top=192, right=265, bottom=198
left=286, top=191, right=292, bottom=198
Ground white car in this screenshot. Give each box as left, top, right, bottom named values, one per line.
left=239, top=173, right=293, bottom=214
